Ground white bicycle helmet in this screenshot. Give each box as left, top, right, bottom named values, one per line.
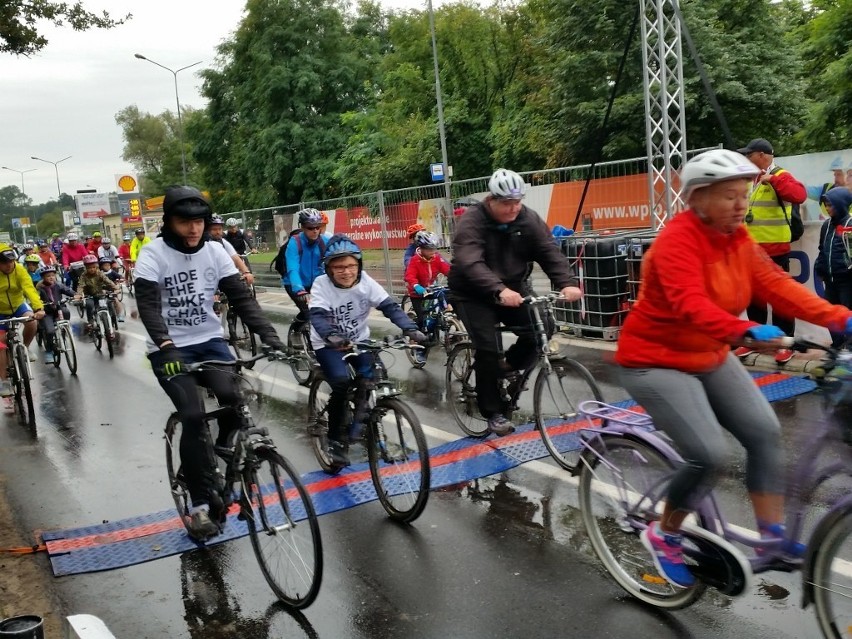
left=226, top=217, right=239, bottom=227
left=680, top=150, right=759, bottom=199
left=488, top=168, right=528, bottom=199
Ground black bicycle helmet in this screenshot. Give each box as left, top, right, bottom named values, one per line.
left=162, top=186, right=212, bottom=221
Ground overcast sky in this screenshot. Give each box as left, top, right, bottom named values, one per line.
left=0, top=0, right=432, bottom=205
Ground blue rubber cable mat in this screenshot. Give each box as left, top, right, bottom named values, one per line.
left=42, top=371, right=815, bottom=576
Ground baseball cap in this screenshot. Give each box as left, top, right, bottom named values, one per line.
left=736, top=138, right=774, bottom=155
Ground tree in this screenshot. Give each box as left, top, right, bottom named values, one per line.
left=1, top=1, right=130, bottom=56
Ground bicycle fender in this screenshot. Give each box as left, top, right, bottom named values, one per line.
left=801, top=494, right=852, bottom=609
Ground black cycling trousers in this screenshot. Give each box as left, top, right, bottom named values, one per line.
left=39, top=307, right=68, bottom=351
left=151, top=358, right=242, bottom=507
left=453, top=297, right=554, bottom=418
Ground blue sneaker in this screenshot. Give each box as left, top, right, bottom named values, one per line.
left=640, top=522, right=696, bottom=588
left=759, top=523, right=805, bottom=558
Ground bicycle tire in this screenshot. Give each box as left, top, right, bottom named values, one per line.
left=164, top=414, right=192, bottom=525
left=445, top=342, right=488, bottom=437
left=230, top=315, right=258, bottom=367
left=367, top=397, right=430, bottom=523
left=51, top=333, right=62, bottom=369
left=13, top=344, right=34, bottom=426
left=534, top=358, right=603, bottom=470
left=405, top=338, right=428, bottom=369
left=126, top=272, right=134, bottom=297
left=243, top=447, right=323, bottom=608
left=287, top=323, right=317, bottom=386
left=578, top=434, right=705, bottom=609
left=76, top=300, right=84, bottom=318
left=306, top=376, right=341, bottom=474
left=100, top=312, right=114, bottom=359
left=442, top=316, right=466, bottom=354
left=811, top=509, right=852, bottom=638
left=60, top=324, right=77, bottom=374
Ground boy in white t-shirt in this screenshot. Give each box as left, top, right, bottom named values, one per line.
left=309, top=234, right=426, bottom=469
left=135, top=186, right=285, bottom=541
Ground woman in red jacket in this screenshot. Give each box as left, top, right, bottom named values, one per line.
left=616, top=149, right=852, bottom=588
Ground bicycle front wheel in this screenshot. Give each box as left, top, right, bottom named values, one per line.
left=367, top=398, right=430, bottom=523
left=534, top=358, right=603, bottom=470
left=306, top=376, right=340, bottom=474
left=242, top=447, right=323, bottom=608
left=578, top=434, right=704, bottom=609
left=811, top=509, right=852, bottom=638
left=445, top=342, right=488, bottom=437
left=13, top=344, right=34, bottom=426
left=231, top=315, right=258, bottom=366
left=442, top=316, right=466, bottom=354
left=100, top=312, right=114, bottom=359
left=59, top=324, right=78, bottom=374
left=164, top=414, right=191, bottom=525
left=287, top=323, right=317, bottom=387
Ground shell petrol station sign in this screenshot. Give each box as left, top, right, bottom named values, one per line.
left=115, top=173, right=140, bottom=194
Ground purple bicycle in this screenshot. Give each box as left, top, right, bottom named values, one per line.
left=576, top=337, right=852, bottom=637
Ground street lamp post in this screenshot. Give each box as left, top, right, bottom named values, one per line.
left=427, top=0, right=451, bottom=202
left=2, top=166, right=37, bottom=243
left=135, top=53, right=203, bottom=186
left=30, top=155, right=71, bottom=199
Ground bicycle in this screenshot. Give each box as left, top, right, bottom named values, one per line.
left=239, top=254, right=257, bottom=299
left=286, top=320, right=318, bottom=386
left=0, top=316, right=35, bottom=426
left=86, top=292, right=119, bottom=359
left=445, top=294, right=602, bottom=455
left=38, top=303, right=78, bottom=374
left=307, top=337, right=431, bottom=523
left=219, top=288, right=259, bottom=366
left=404, top=286, right=466, bottom=369
left=123, top=262, right=135, bottom=297
left=575, top=337, right=852, bottom=637
left=164, top=350, right=323, bottom=608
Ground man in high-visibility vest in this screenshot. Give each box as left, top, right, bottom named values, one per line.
left=734, top=138, right=806, bottom=364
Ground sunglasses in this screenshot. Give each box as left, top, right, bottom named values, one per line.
left=303, top=225, right=321, bottom=231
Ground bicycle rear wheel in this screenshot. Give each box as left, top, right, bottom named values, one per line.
left=59, top=324, right=77, bottom=374
left=306, top=376, right=341, bottom=474
left=100, top=312, right=114, bottom=359
left=367, top=398, right=430, bottom=522
left=242, top=447, right=323, bottom=608
left=442, top=316, right=466, bottom=354
left=578, top=434, right=705, bottom=609
left=445, top=342, right=488, bottom=437
left=164, top=414, right=192, bottom=526
left=231, top=315, right=258, bottom=366
left=811, top=509, right=852, bottom=638
left=13, top=344, right=34, bottom=426
left=534, top=359, right=603, bottom=470
left=287, top=323, right=317, bottom=386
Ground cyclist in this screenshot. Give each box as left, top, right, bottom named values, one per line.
left=224, top=217, right=252, bottom=256
left=129, top=227, right=151, bottom=262
left=283, top=208, right=330, bottom=335
left=36, top=266, right=76, bottom=364
left=134, top=186, right=285, bottom=540
left=77, top=254, right=119, bottom=331
left=448, top=168, right=582, bottom=436
left=49, top=233, right=64, bottom=261
left=207, top=215, right=253, bottom=284
left=118, top=234, right=132, bottom=264
left=404, top=231, right=450, bottom=364
left=612, top=149, right=852, bottom=588
left=97, top=237, right=120, bottom=264
left=0, top=244, right=45, bottom=405
left=17, top=243, right=37, bottom=265
left=37, top=241, right=58, bottom=269
left=86, top=231, right=104, bottom=255
left=98, top=256, right=126, bottom=321
left=309, top=234, right=426, bottom=468
left=23, top=254, right=43, bottom=284
left=61, top=233, right=90, bottom=291
left=403, top=223, right=426, bottom=269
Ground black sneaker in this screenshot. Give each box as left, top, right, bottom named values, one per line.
left=328, top=440, right=351, bottom=467
left=487, top=414, right=516, bottom=437
left=186, top=508, right=220, bottom=541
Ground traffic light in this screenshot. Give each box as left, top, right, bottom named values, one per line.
left=129, top=198, right=140, bottom=217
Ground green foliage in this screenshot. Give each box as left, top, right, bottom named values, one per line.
left=0, top=1, right=130, bottom=55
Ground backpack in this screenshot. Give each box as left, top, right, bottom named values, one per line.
left=769, top=167, right=805, bottom=243
left=271, top=231, right=326, bottom=277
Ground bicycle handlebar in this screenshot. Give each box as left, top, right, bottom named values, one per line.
left=341, top=336, right=424, bottom=357
left=0, top=316, right=35, bottom=326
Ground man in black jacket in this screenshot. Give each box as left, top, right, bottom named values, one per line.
left=448, top=168, right=581, bottom=436
left=135, top=186, right=285, bottom=541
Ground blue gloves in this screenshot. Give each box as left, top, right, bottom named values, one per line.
left=413, top=284, right=427, bottom=296
left=745, top=325, right=786, bottom=342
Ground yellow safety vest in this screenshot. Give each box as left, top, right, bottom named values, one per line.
left=745, top=169, right=791, bottom=244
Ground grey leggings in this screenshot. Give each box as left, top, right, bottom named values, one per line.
left=619, top=354, right=783, bottom=512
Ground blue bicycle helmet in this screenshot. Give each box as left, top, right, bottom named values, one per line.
left=298, top=208, right=323, bottom=227
left=323, top=234, right=363, bottom=286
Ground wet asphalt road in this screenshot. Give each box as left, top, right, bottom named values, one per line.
left=0, top=296, right=837, bottom=638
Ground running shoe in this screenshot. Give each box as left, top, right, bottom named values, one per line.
left=640, top=522, right=696, bottom=588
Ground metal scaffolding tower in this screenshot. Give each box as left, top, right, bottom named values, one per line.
left=640, top=0, right=688, bottom=230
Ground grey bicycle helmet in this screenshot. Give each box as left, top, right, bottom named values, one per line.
left=488, top=168, right=527, bottom=199
left=209, top=215, right=225, bottom=225
left=298, top=208, right=323, bottom=227
left=414, top=230, right=439, bottom=249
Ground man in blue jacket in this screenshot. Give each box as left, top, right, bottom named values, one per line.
left=283, top=208, right=331, bottom=334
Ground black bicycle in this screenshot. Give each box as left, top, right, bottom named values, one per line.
left=164, top=350, right=323, bottom=608
left=219, top=288, right=259, bottom=366
left=446, top=295, right=602, bottom=460
left=286, top=321, right=318, bottom=387
left=307, top=337, right=430, bottom=523
left=86, top=292, right=119, bottom=359
left=0, top=317, right=35, bottom=426
left=38, top=304, right=77, bottom=374
left=404, top=286, right=465, bottom=369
